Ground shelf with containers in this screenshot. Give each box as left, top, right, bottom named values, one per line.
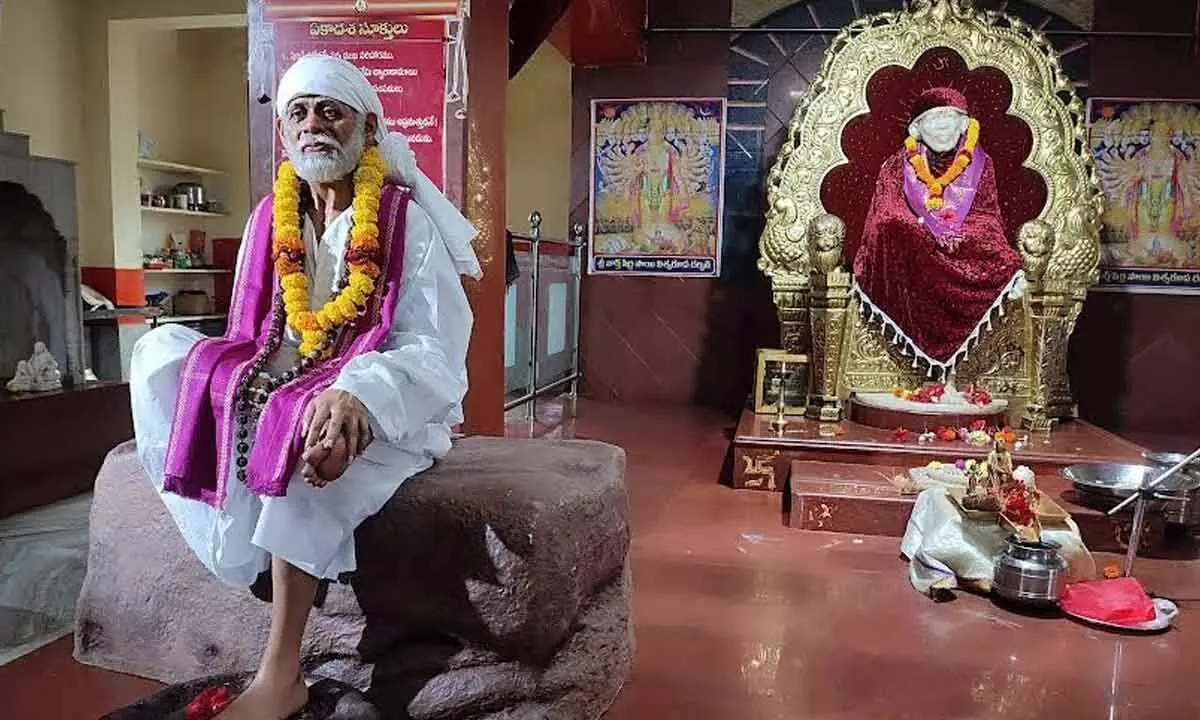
left=138, top=158, right=240, bottom=336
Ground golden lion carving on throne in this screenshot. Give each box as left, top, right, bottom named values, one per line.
left=757, top=0, right=1103, bottom=430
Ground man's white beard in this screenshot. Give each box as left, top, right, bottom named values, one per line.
left=284, top=118, right=367, bottom=184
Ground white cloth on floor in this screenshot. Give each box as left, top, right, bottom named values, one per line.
left=130, top=200, right=472, bottom=587
left=900, top=487, right=1096, bottom=596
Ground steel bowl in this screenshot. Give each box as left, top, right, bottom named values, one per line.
left=993, top=537, right=1068, bottom=605
left=1064, top=463, right=1200, bottom=525
left=1064, top=463, right=1200, bottom=497
left=1143, top=451, right=1200, bottom=472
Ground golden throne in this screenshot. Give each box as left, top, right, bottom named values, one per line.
left=757, top=0, right=1103, bottom=431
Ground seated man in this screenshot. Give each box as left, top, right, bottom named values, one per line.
left=130, top=55, right=480, bottom=719
left=852, top=86, right=1024, bottom=372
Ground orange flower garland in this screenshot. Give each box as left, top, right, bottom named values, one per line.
left=904, top=117, right=980, bottom=211
left=272, top=146, right=387, bottom=358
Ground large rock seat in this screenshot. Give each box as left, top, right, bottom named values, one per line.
left=75, top=438, right=632, bottom=719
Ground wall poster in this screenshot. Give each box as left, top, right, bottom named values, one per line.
left=1088, top=98, right=1200, bottom=294
left=588, top=98, right=727, bottom=277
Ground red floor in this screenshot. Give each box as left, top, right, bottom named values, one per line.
left=4, top=401, right=1200, bottom=718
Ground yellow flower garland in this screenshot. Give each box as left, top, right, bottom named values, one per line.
left=272, top=146, right=387, bottom=358
left=904, top=117, right=980, bottom=211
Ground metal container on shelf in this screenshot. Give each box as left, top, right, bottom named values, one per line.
left=1064, top=463, right=1200, bottom=526
left=173, top=182, right=205, bottom=211
left=173, top=290, right=212, bottom=316
left=992, top=537, right=1068, bottom=605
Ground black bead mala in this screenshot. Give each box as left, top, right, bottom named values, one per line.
left=231, top=273, right=352, bottom=484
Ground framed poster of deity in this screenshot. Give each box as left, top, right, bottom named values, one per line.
left=588, top=98, right=727, bottom=277
left=1088, top=98, right=1200, bottom=294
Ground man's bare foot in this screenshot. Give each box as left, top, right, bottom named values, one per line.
left=216, top=671, right=307, bottom=719
left=311, top=432, right=351, bottom=486
left=300, top=441, right=332, bottom=486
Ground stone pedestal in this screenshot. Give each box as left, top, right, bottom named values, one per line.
left=76, top=438, right=633, bottom=719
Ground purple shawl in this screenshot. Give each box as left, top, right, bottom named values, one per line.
left=903, top=144, right=989, bottom=241
left=161, top=184, right=410, bottom=508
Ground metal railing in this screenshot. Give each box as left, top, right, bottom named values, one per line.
left=503, top=211, right=585, bottom=424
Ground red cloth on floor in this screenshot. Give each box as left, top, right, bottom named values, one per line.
left=852, top=149, right=1023, bottom=363
left=1060, top=577, right=1157, bottom=625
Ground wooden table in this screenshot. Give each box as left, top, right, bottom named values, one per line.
left=0, top=382, right=132, bottom=518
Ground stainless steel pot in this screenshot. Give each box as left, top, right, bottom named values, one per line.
left=993, top=537, right=1068, bottom=605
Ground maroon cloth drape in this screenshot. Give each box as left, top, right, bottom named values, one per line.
left=822, top=47, right=1047, bottom=266
left=852, top=149, right=1022, bottom=363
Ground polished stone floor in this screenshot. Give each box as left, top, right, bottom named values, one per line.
left=2, top=401, right=1200, bottom=719
left=0, top=492, right=90, bottom=666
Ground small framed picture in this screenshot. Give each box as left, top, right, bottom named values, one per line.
left=754, top=349, right=809, bottom=415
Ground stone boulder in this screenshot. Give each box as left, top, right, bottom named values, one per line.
left=76, top=438, right=632, bottom=720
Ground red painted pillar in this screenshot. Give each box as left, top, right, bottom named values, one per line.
left=460, top=0, right=509, bottom=436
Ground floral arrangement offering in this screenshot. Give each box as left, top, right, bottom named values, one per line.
left=273, top=146, right=387, bottom=358
left=898, top=420, right=1023, bottom=449
left=891, top=381, right=993, bottom=406
left=893, top=383, right=945, bottom=403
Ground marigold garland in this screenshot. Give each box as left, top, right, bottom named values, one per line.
left=272, top=146, right=387, bottom=358
left=905, top=117, right=980, bottom=211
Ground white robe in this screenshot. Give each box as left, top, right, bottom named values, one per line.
left=130, top=200, right=472, bottom=587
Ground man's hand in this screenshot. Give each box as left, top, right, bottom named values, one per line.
left=302, top=389, right=372, bottom=457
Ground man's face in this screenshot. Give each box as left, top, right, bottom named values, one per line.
left=916, top=107, right=968, bottom=153
left=279, top=96, right=376, bottom=183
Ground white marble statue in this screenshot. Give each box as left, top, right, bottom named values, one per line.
left=28, top=342, right=63, bottom=392
left=6, top=360, right=34, bottom=393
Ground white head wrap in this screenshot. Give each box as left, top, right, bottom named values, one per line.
left=276, top=54, right=481, bottom=279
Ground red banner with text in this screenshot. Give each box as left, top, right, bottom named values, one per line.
left=273, top=17, right=447, bottom=189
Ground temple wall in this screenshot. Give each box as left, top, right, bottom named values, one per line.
left=1069, top=0, right=1200, bottom=449
left=572, top=0, right=781, bottom=410
left=0, top=0, right=243, bottom=268
left=508, top=42, right=572, bottom=241
left=134, top=28, right=250, bottom=248
left=0, top=0, right=85, bottom=163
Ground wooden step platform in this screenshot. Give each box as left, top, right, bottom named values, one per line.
left=731, top=409, right=1147, bottom=492
left=786, top=459, right=1178, bottom=554
left=729, top=410, right=1196, bottom=555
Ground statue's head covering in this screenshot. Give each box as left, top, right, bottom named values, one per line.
left=910, top=87, right=970, bottom=123
left=274, top=54, right=482, bottom=279
left=276, top=55, right=388, bottom=142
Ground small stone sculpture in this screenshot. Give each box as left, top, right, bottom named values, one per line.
left=28, top=342, right=63, bottom=391
left=5, top=342, right=63, bottom=393
left=6, top=360, right=34, bottom=392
